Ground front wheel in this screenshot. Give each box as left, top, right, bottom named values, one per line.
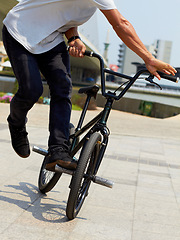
left=38, top=154, right=62, bottom=194
left=66, top=132, right=101, bottom=220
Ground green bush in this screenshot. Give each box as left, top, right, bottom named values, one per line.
left=72, top=104, right=82, bottom=111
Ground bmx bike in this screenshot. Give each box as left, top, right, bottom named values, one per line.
left=33, top=51, right=178, bottom=220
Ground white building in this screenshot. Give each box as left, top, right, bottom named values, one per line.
left=150, top=39, right=172, bottom=63
left=118, top=43, right=145, bottom=75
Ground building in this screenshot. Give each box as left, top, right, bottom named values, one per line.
left=118, top=43, right=144, bottom=75
left=150, top=39, right=172, bottom=63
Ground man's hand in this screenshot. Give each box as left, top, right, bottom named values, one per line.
left=68, top=39, right=86, bottom=58
left=145, top=57, right=177, bottom=80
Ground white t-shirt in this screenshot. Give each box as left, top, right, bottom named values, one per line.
left=3, top=0, right=116, bottom=54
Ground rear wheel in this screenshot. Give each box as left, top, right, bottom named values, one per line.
left=38, top=154, right=62, bottom=194
left=66, top=132, right=101, bottom=220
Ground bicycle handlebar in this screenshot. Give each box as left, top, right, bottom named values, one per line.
left=83, top=50, right=179, bottom=83
left=83, top=50, right=179, bottom=100
left=67, top=49, right=178, bottom=100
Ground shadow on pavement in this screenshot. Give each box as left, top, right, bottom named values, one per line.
left=0, top=182, right=74, bottom=223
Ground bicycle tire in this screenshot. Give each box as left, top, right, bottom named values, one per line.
left=38, top=154, right=62, bottom=194
left=66, top=132, right=101, bottom=220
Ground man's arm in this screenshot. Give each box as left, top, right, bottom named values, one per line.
left=100, top=9, right=176, bottom=79
left=65, top=27, right=86, bottom=58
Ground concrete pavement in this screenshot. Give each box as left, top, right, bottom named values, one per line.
left=0, top=102, right=180, bottom=240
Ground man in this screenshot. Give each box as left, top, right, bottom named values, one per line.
left=2, top=0, right=176, bottom=171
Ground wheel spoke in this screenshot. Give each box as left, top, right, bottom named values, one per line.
left=38, top=155, right=61, bottom=193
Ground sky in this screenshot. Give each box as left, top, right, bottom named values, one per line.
left=96, top=0, right=180, bottom=68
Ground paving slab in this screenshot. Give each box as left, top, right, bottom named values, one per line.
left=0, top=102, right=180, bottom=240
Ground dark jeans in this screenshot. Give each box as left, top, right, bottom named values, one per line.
left=2, top=25, right=72, bottom=149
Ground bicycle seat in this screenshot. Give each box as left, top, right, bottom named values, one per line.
left=78, top=85, right=99, bottom=98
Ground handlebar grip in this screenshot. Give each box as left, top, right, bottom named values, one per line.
left=67, top=46, right=93, bottom=56
left=157, top=71, right=179, bottom=83
left=83, top=50, right=94, bottom=57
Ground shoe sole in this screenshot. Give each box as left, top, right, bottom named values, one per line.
left=13, top=148, right=30, bottom=158
left=17, top=152, right=30, bottom=158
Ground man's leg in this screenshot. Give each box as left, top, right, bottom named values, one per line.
left=38, top=42, right=77, bottom=170
left=2, top=26, right=43, bottom=157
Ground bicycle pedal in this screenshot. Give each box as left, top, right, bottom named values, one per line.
left=55, top=164, right=74, bottom=175
left=92, top=176, right=114, bottom=188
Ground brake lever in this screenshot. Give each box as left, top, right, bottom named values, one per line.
left=145, top=75, right=162, bottom=90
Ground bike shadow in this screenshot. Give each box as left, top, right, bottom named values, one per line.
left=0, top=181, right=85, bottom=223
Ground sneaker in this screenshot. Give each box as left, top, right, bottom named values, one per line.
left=8, top=124, right=30, bottom=158
left=45, top=147, right=77, bottom=171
